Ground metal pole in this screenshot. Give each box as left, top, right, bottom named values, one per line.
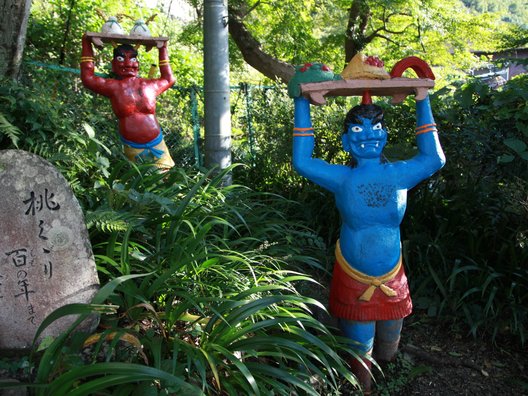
left=203, top=0, right=232, bottom=180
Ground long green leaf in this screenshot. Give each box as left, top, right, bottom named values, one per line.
left=244, top=362, right=318, bottom=396
left=45, top=363, right=203, bottom=396
left=211, top=344, right=260, bottom=396
left=31, top=303, right=117, bottom=348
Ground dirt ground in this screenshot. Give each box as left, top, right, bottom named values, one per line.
left=367, top=312, right=528, bottom=396
left=303, top=272, right=528, bottom=396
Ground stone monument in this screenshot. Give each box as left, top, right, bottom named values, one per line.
left=0, top=150, right=100, bottom=350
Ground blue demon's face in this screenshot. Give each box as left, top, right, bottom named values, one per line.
left=342, top=116, right=388, bottom=160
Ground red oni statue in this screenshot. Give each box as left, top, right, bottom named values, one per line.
left=80, top=35, right=176, bottom=169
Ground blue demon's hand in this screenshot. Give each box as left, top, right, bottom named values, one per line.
left=287, top=62, right=342, bottom=98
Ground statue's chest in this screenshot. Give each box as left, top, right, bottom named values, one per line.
left=353, top=181, right=397, bottom=208
left=337, top=175, right=406, bottom=224
left=120, top=83, right=157, bottom=109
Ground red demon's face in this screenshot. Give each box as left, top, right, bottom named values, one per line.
left=112, top=50, right=139, bottom=78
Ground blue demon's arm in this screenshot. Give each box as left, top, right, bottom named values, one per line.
left=292, top=97, right=348, bottom=192
left=396, top=96, right=446, bottom=189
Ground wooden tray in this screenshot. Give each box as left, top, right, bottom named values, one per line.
left=300, top=78, right=435, bottom=105
left=85, top=32, right=169, bottom=51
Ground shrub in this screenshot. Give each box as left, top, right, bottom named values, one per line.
left=21, top=164, right=359, bottom=395
left=404, top=76, right=528, bottom=343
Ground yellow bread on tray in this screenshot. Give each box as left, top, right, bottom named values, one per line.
left=341, top=53, right=390, bottom=80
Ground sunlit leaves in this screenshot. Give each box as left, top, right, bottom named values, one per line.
left=221, top=0, right=512, bottom=82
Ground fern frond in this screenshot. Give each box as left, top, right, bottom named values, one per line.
left=0, top=112, right=21, bottom=147
left=85, top=209, right=136, bottom=233
left=27, top=142, right=53, bottom=158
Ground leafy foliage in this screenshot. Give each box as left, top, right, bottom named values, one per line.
left=0, top=111, right=22, bottom=147
left=1, top=2, right=526, bottom=395
left=404, top=76, right=528, bottom=343
left=0, top=74, right=116, bottom=199
left=0, top=69, right=361, bottom=393
left=462, top=0, right=528, bottom=26
left=8, top=164, right=359, bottom=395
left=208, top=0, right=509, bottom=83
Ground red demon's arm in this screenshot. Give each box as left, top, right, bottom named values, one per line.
left=80, top=34, right=113, bottom=97
left=154, top=42, right=176, bottom=94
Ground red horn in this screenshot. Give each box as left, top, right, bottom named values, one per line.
left=362, top=90, right=372, bottom=105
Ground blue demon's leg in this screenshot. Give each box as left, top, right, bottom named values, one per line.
left=374, top=318, right=403, bottom=362
left=339, top=319, right=375, bottom=352
left=339, top=319, right=375, bottom=393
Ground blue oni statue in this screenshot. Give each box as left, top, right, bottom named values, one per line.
left=289, top=67, right=446, bottom=393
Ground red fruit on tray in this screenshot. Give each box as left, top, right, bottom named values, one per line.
left=364, top=55, right=384, bottom=68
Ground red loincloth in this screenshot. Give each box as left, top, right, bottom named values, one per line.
left=329, top=256, right=413, bottom=322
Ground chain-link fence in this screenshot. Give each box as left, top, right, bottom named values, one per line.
left=23, top=61, right=278, bottom=168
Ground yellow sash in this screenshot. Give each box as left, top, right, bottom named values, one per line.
left=335, top=240, right=402, bottom=302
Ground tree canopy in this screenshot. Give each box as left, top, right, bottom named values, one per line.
left=173, top=0, right=521, bottom=85
left=21, top=0, right=524, bottom=86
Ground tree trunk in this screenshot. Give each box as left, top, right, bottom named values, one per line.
left=59, top=0, right=76, bottom=65
left=227, top=1, right=374, bottom=82
left=228, top=6, right=295, bottom=84
left=344, top=0, right=370, bottom=63
left=0, top=0, right=32, bottom=79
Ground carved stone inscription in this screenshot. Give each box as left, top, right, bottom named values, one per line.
left=0, top=150, right=99, bottom=350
